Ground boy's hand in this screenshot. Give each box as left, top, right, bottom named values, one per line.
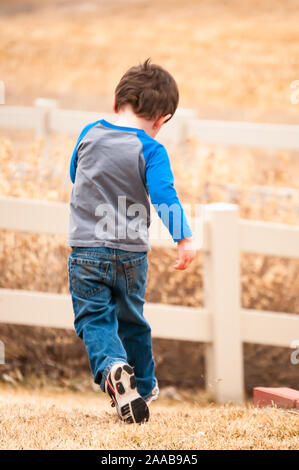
left=174, top=237, right=196, bottom=270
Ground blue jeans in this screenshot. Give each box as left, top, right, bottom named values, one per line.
left=67, top=246, right=156, bottom=400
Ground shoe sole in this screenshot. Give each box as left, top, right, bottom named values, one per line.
left=110, top=365, right=149, bottom=424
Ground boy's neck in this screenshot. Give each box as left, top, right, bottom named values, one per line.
left=114, top=106, right=157, bottom=138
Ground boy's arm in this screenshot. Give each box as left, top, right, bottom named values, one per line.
left=145, top=145, right=196, bottom=270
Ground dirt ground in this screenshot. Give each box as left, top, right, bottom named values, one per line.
left=0, top=384, right=298, bottom=450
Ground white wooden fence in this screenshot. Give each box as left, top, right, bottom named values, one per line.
left=0, top=196, right=299, bottom=404
left=0, top=101, right=299, bottom=403
left=1, top=98, right=299, bottom=150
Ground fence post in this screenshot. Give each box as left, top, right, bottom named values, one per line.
left=34, top=98, right=58, bottom=160
left=203, top=203, right=244, bottom=403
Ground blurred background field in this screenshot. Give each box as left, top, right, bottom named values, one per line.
left=0, top=0, right=299, bottom=396
left=1, top=0, right=299, bottom=122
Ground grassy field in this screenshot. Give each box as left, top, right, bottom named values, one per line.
left=0, top=0, right=299, bottom=122
left=0, top=385, right=298, bottom=450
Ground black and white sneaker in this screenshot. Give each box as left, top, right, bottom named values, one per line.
left=105, top=362, right=149, bottom=424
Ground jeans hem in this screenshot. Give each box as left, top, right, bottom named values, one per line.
left=142, top=378, right=159, bottom=401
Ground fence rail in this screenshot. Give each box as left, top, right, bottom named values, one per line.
left=1, top=100, right=299, bottom=150
left=0, top=196, right=298, bottom=403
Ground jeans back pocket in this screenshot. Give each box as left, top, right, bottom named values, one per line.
left=123, top=254, right=148, bottom=295
left=68, top=255, right=109, bottom=298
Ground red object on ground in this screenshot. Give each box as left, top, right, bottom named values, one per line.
left=253, top=387, right=299, bottom=409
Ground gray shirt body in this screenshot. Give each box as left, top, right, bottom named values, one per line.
left=66, top=119, right=192, bottom=251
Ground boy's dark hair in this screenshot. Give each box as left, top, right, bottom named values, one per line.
left=114, top=58, right=179, bottom=122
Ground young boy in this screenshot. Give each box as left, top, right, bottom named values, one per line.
left=66, top=59, right=196, bottom=424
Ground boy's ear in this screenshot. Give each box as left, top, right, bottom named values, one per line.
left=154, top=113, right=172, bottom=129
left=112, top=94, right=117, bottom=113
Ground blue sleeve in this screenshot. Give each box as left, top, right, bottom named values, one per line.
left=69, top=120, right=102, bottom=183
left=144, top=143, right=193, bottom=242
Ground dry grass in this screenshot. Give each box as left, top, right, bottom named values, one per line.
left=0, top=385, right=298, bottom=450
left=1, top=0, right=299, bottom=122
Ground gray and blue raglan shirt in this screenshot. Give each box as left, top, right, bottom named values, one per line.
left=66, top=119, right=192, bottom=252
